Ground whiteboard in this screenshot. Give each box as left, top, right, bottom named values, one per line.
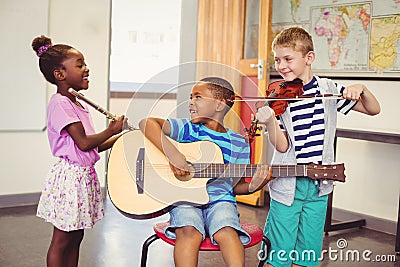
left=0, top=0, right=49, bottom=131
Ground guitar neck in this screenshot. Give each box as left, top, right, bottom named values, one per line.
left=192, top=164, right=307, bottom=178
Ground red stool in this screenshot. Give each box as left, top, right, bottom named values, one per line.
left=140, top=221, right=268, bottom=266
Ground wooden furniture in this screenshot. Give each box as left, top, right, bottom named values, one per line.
left=140, top=221, right=268, bottom=267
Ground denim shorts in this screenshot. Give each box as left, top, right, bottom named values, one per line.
left=165, top=201, right=251, bottom=245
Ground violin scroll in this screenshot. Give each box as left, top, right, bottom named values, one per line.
left=243, top=118, right=262, bottom=143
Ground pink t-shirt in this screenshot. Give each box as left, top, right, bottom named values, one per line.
left=47, top=93, right=100, bottom=167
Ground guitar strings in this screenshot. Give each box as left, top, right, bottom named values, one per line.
left=138, top=164, right=336, bottom=171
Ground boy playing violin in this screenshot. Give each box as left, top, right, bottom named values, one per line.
left=255, top=26, right=380, bottom=267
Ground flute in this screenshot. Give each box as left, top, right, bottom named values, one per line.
left=68, top=88, right=137, bottom=131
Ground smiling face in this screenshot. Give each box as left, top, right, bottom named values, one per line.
left=272, top=27, right=315, bottom=84
left=188, top=82, right=227, bottom=130
left=59, top=49, right=90, bottom=90
left=273, top=46, right=314, bottom=84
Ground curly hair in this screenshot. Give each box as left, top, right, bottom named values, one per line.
left=199, top=77, right=235, bottom=111
left=31, top=35, right=74, bottom=85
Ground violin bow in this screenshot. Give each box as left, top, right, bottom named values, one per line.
left=232, top=93, right=342, bottom=102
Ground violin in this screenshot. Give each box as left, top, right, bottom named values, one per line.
left=240, top=78, right=341, bottom=142
left=264, top=78, right=304, bottom=116
left=243, top=78, right=303, bottom=143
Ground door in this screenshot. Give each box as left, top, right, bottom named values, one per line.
left=236, top=0, right=273, bottom=206
left=195, top=0, right=273, bottom=206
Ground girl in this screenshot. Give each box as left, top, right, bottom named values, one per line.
left=32, top=35, right=126, bottom=267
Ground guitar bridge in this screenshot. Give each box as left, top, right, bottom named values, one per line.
left=136, top=147, right=145, bottom=194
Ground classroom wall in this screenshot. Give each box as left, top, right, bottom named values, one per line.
left=109, top=98, right=177, bottom=128
left=334, top=79, right=400, bottom=224
left=0, top=0, right=111, bottom=201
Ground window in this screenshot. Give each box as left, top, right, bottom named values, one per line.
left=110, top=0, right=182, bottom=94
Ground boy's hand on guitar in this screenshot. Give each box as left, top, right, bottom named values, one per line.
left=248, top=165, right=271, bottom=193
left=168, top=153, right=191, bottom=180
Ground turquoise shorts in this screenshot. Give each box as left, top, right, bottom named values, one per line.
left=264, top=177, right=328, bottom=267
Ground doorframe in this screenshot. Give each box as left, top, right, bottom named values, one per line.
left=236, top=0, right=274, bottom=206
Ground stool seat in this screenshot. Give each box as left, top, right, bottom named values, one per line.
left=141, top=221, right=268, bottom=266
left=153, top=221, right=263, bottom=251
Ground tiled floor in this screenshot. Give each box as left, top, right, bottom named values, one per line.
left=0, top=196, right=399, bottom=267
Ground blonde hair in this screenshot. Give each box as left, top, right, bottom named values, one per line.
left=272, top=27, right=314, bottom=56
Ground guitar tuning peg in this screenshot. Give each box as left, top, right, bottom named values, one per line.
left=322, top=180, right=328, bottom=185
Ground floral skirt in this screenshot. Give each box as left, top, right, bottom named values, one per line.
left=37, top=158, right=104, bottom=231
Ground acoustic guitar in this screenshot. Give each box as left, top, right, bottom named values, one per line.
left=107, top=130, right=345, bottom=219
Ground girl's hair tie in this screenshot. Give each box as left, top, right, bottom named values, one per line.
left=37, top=44, right=52, bottom=57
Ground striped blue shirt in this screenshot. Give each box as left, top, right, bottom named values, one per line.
left=168, top=118, right=250, bottom=204
left=279, top=76, right=356, bottom=164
